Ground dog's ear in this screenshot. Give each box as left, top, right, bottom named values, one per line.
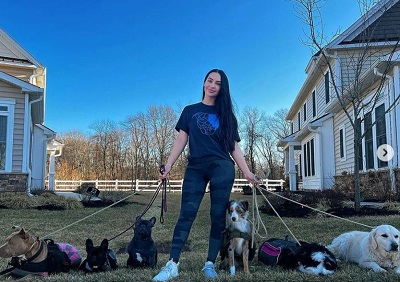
left=241, top=200, right=249, bottom=211
left=17, top=227, right=30, bottom=239
left=100, top=239, right=109, bottom=250
left=150, top=217, right=156, bottom=227
left=369, top=227, right=379, bottom=250
left=85, top=239, right=94, bottom=251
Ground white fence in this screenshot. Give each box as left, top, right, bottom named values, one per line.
left=52, top=179, right=285, bottom=193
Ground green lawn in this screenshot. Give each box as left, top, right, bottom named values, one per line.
left=1, top=192, right=400, bottom=281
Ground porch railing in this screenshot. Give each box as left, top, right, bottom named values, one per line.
left=50, top=179, right=285, bottom=193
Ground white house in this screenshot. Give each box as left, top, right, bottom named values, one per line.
left=279, top=0, right=400, bottom=191
left=0, top=27, right=60, bottom=193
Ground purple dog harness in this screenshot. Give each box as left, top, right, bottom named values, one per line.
left=258, top=238, right=299, bottom=266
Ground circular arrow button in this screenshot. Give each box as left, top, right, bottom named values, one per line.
left=377, top=144, right=394, bottom=162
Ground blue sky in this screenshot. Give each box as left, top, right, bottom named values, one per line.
left=2, top=0, right=363, bottom=134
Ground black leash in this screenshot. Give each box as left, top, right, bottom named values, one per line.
left=159, top=164, right=168, bottom=224
left=0, top=264, right=16, bottom=276
left=108, top=165, right=168, bottom=241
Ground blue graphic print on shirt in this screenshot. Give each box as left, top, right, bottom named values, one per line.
left=193, top=112, right=219, bottom=135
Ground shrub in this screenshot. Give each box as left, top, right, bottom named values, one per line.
left=334, top=169, right=396, bottom=202
left=261, top=189, right=349, bottom=218
left=0, top=192, right=83, bottom=210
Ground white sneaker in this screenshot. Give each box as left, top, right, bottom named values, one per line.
left=153, top=259, right=179, bottom=282
left=202, top=261, right=218, bottom=279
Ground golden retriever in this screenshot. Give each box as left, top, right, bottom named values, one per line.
left=327, top=224, right=400, bottom=273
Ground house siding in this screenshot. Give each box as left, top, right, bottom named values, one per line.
left=0, top=39, right=18, bottom=58
left=0, top=80, right=25, bottom=172
left=333, top=79, right=392, bottom=175
left=290, top=66, right=329, bottom=128
left=336, top=48, right=394, bottom=91
left=321, top=117, right=335, bottom=187
left=349, top=1, right=400, bottom=43
left=0, top=65, right=33, bottom=83
left=334, top=107, right=355, bottom=174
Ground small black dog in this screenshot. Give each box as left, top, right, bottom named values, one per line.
left=258, top=238, right=337, bottom=275
left=127, top=216, right=157, bottom=268
left=79, top=238, right=118, bottom=272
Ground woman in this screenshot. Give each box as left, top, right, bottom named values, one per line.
left=153, top=69, right=258, bottom=281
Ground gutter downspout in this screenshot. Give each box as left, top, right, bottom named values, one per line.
left=394, top=66, right=400, bottom=168
left=374, top=68, right=396, bottom=192
left=25, top=95, right=43, bottom=196
left=308, top=125, right=323, bottom=189
left=24, top=69, right=46, bottom=196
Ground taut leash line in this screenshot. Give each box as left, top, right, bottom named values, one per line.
left=254, top=184, right=373, bottom=229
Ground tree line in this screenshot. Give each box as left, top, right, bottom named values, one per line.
left=54, top=105, right=290, bottom=181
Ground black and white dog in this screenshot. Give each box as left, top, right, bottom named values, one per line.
left=79, top=238, right=118, bottom=272
left=258, top=238, right=337, bottom=275
left=126, top=216, right=157, bottom=268
left=219, top=200, right=256, bottom=275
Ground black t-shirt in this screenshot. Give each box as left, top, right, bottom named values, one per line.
left=176, top=102, right=240, bottom=162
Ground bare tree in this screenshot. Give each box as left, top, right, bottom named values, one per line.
left=90, top=119, right=119, bottom=179
left=56, top=130, right=93, bottom=179
left=266, top=108, right=291, bottom=141
left=292, top=0, right=400, bottom=211
left=147, top=106, right=177, bottom=166
left=258, top=108, right=291, bottom=179
left=240, top=107, right=265, bottom=174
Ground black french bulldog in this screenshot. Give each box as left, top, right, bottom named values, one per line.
left=79, top=238, right=118, bottom=272
left=126, top=216, right=158, bottom=268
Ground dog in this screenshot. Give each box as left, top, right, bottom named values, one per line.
left=126, top=216, right=158, bottom=268
left=0, top=226, right=82, bottom=278
left=219, top=199, right=256, bottom=276
left=79, top=238, right=118, bottom=272
left=327, top=224, right=400, bottom=273
left=258, top=237, right=337, bottom=275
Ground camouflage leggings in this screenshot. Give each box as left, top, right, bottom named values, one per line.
left=169, top=159, right=234, bottom=263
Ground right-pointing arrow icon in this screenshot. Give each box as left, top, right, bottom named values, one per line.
left=377, top=144, right=394, bottom=162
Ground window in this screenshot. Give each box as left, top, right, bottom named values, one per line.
left=303, top=138, right=315, bottom=177
left=325, top=72, right=330, bottom=104
left=297, top=112, right=301, bottom=131
left=0, top=99, right=15, bottom=172
left=339, top=125, right=346, bottom=160
left=0, top=116, right=7, bottom=169
left=312, top=91, right=316, bottom=117
left=358, top=103, right=388, bottom=170
left=291, top=122, right=293, bottom=134
left=303, top=103, right=307, bottom=121
left=375, top=104, right=387, bottom=168
left=364, top=112, right=374, bottom=169
left=356, top=118, right=363, bottom=171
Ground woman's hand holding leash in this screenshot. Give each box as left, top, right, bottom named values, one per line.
left=244, top=172, right=261, bottom=185
left=159, top=163, right=172, bottom=179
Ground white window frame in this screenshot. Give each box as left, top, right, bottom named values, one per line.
left=302, top=136, right=316, bottom=178
left=324, top=70, right=331, bottom=104
left=0, top=98, right=15, bottom=172
left=339, top=124, right=347, bottom=161
left=359, top=100, right=388, bottom=171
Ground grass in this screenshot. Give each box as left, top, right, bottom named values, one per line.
left=1, top=192, right=400, bottom=281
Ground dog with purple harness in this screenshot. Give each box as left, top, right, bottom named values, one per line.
left=258, top=237, right=337, bottom=275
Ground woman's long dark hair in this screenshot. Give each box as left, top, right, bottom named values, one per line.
left=202, top=69, right=238, bottom=152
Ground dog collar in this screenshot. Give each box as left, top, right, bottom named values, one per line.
left=25, top=241, right=44, bottom=263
